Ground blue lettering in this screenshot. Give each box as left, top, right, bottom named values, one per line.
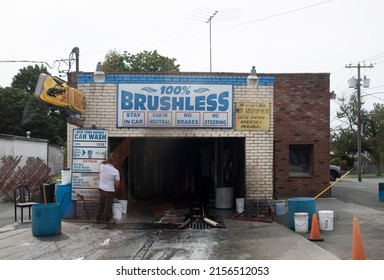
left=185, top=97, right=194, bottom=110
left=218, top=91, right=229, bottom=111
left=206, top=94, right=217, bottom=111
left=195, top=96, right=205, bottom=111
left=89, top=134, right=107, bottom=140
left=134, top=93, right=146, bottom=110
left=74, top=134, right=87, bottom=139
left=121, top=90, right=133, bottom=110
left=160, top=96, right=171, bottom=110
left=147, top=95, right=159, bottom=110
left=172, top=97, right=184, bottom=110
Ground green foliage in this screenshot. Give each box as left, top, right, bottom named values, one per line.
left=0, top=87, right=31, bottom=135
left=332, top=93, right=384, bottom=174
left=11, top=64, right=49, bottom=93
left=330, top=157, right=348, bottom=171
left=0, top=65, right=66, bottom=146
left=103, top=49, right=180, bottom=72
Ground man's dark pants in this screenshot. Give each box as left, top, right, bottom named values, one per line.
left=96, top=189, right=115, bottom=222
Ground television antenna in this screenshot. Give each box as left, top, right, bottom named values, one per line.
left=186, top=8, right=240, bottom=72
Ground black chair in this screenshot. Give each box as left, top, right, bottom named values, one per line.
left=14, top=184, right=37, bottom=223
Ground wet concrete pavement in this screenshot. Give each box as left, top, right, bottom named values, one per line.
left=1, top=177, right=383, bottom=260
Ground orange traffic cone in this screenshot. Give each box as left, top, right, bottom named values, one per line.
left=352, top=215, right=366, bottom=260
left=309, top=213, right=324, bottom=242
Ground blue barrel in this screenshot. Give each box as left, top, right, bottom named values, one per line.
left=287, top=197, right=316, bottom=229
left=32, top=203, right=61, bottom=237
left=56, top=184, right=76, bottom=219
left=379, top=183, right=384, bottom=202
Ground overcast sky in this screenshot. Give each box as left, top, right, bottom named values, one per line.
left=1, top=0, right=383, bottom=128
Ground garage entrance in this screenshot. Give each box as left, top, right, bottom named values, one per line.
left=110, top=137, right=245, bottom=209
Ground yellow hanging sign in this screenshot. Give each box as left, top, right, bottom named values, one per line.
left=34, top=73, right=86, bottom=114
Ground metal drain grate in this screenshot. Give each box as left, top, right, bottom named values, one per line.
left=103, top=223, right=178, bottom=230
left=189, top=221, right=217, bottom=229
left=103, top=221, right=225, bottom=230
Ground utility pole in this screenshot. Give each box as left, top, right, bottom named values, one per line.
left=345, top=62, right=374, bottom=182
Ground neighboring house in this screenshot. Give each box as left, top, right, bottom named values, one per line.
left=354, top=152, right=376, bottom=174
left=0, top=133, right=64, bottom=176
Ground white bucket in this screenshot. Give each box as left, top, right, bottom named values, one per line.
left=215, top=187, right=234, bottom=209
left=112, top=203, right=123, bottom=219
left=118, top=200, right=128, bottom=214
left=294, top=212, right=309, bottom=233
left=318, top=210, right=334, bottom=231
left=61, top=169, right=71, bottom=185
left=274, top=201, right=286, bottom=216
left=235, top=198, right=245, bottom=213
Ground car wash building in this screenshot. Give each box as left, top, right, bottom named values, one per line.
left=66, top=70, right=330, bottom=219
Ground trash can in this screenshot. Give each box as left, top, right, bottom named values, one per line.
left=288, top=197, right=316, bottom=229
left=379, top=183, right=384, bottom=202
left=32, top=203, right=61, bottom=237
left=40, top=183, right=55, bottom=203
left=56, top=184, right=76, bottom=218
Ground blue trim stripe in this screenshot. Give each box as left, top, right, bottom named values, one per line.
left=77, top=73, right=275, bottom=86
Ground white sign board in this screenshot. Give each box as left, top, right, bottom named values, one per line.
left=71, top=129, right=108, bottom=200
left=117, top=84, right=233, bottom=128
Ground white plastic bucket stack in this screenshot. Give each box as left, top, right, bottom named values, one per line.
left=235, top=198, right=245, bottom=213
left=112, top=203, right=123, bottom=219
left=118, top=200, right=128, bottom=214
left=61, top=169, right=71, bottom=185
left=274, top=201, right=286, bottom=216
left=318, top=210, right=334, bottom=231
left=294, top=212, right=309, bottom=233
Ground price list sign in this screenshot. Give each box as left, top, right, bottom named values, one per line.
left=71, top=129, right=108, bottom=200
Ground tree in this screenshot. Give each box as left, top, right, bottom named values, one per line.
left=103, top=49, right=180, bottom=72
left=0, top=87, right=32, bottom=136
left=331, top=92, right=369, bottom=170
left=332, top=92, right=384, bottom=174
left=0, top=65, right=67, bottom=146
left=11, top=64, right=49, bottom=93
left=364, top=104, right=384, bottom=175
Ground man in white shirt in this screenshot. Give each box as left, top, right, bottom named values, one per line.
left=95, top=153, right=120, bottom=223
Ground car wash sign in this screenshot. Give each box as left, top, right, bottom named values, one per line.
left=71, top=129, right=108, bottom=201
left=117, top=84, right=233, bottom=128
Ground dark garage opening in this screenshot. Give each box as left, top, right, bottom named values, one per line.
left=110, top=137, right=246, bottom=210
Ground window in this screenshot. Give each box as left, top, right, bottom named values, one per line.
left=289, top=145, right=313, bottom=176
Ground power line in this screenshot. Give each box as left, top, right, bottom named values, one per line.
left=0, top=48, right=80, bottom=77
left=124, top=1, right=332, bottom=52
left=0, top=60, right=55, bottom=68
left=214, top=0, right=333, bottom=32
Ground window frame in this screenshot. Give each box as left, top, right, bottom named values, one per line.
left=288, top=144, right=313, bottom=177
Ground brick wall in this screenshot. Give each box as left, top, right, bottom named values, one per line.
left=67, top=71, right=331, bottom=216
left=273, top=73, right=330, bottom=198
left=67, top=73, right=274, bottom=216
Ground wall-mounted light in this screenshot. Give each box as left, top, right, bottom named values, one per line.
left=93, top=62, right=105, bottom=83
left=247, top=66, right=258, bottom=86
left=330, top=91, right=336, bottom=100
